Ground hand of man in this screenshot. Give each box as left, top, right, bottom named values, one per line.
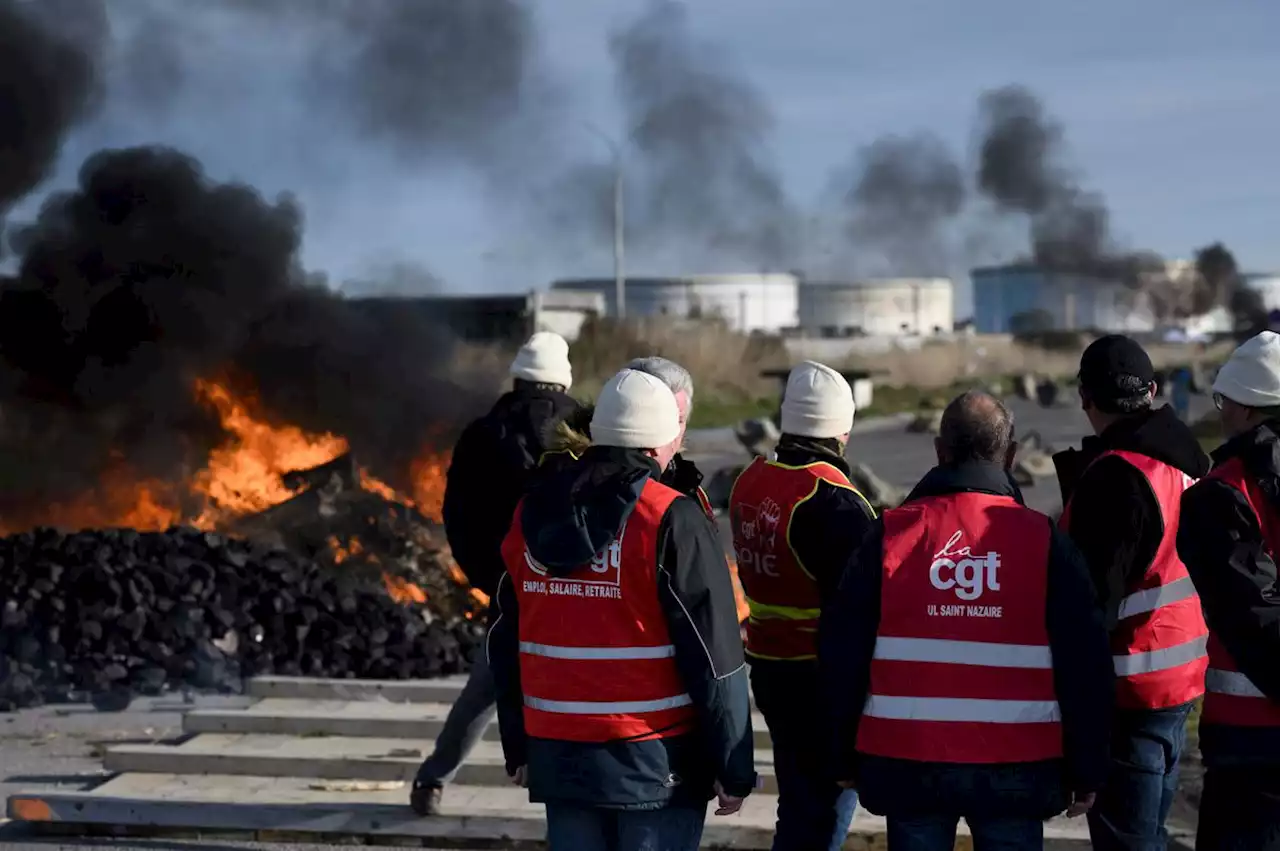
left=1065, top=791, right=1095, bottom=818
left=712, top=780, right=745, bottom=816
left=509, top=766, right=528, bottom=788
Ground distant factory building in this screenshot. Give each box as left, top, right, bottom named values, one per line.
left=553, top=274, right=800, bottom=333
left=972, top=263, right=1280, bottom=335
left=797, top=278, right=954, bottom=337
left=970, top=264, right=1159, bottom=334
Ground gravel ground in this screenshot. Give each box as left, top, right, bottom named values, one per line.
left=0, top=393, right=1213, bottom=848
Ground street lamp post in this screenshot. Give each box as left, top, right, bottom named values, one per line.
left=584, top=123, right=627, bottom=320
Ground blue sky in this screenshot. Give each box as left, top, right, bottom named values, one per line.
left=24, top=0, right=1280, bottom=317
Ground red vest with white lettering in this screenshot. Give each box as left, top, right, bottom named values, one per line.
left=729, top=457, right=868, bottom=661
left=1059, top=450, right=1208, bottom=710
left=501, top=478, right=698, bottom=743
left=1200, top=456, right=1280, bottom=729
left=856, top=492, right=1064, bottom=764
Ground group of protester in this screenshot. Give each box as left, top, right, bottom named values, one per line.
left=407, top=327, right=1280, bottom=851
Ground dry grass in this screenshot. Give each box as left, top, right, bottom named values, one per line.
left=569, top=316, right=788, bottom=403
left=841, top=337, right=1235, bottom=388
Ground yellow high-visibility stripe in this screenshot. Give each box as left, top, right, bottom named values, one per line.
left=745, top=596, right=820, bottom=621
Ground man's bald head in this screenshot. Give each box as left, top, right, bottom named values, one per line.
left=936, top=390, right=1016, bottom=467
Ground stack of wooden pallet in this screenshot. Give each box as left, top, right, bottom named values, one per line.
left=5, top=675, right=1106, bottom=849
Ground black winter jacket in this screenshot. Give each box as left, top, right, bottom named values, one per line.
left=820, top=462, right=1114, bottom=819
left=441, top=383, right=580, bottom=598
left=487, top=445, right=756, bottom=809
left=1053, top=405, right=1209, bottom=628
left=1178, top=420, right=1280, bottom=768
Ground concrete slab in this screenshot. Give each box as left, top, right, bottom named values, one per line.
left=244, top=676, right=468, bottom=704
left=7, top=774, right=1108, bottom=848
left=185, top=699, right=774, bottom=749
left=103, top=735, right=783, bottom=794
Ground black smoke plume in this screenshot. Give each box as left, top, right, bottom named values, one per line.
left=974, top=85, right=1161, bottom=282
left=1194, top=242, right=1268, bottom=337
left=0, top=147, right=488, bottom=525
left=561, top=0, right=795, bottom=267
left=831, top=133, right=966, bottom=276
left=0, top=0, right=102, bottom=217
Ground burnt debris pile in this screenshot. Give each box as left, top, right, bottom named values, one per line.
left=0, top=525, right=483, bottom=712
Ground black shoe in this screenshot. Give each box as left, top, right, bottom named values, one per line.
left=410, top=782, right=443, bottom=816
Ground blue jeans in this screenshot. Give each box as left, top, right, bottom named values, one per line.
left=545, top=803, right=705, bottom=851
left=751, top=662, right=858, bottom=851
left=415, top=645, right=496, bottom=785
left=1087, top=700, right=1194, bottom=851
left=888, top=814, right=1043, bottom=850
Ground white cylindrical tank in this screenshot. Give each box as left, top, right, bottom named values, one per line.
left=552, top=274, right=799, bottom=333
left=798, top=278, right=954, bottom=336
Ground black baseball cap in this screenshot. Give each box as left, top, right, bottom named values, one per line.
left=1078, top=334, right=1155, bottom=408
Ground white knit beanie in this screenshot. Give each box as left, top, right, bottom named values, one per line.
left=780, top=360, right=856, bottom=439
left=1214, top=330, right=1280, bottom=408
left=509, top=331, right=573, bottom=389
left=592, top=369, right=681, bottom=450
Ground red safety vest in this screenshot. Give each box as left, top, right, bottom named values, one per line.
left=501, top=477, right=698, bottom=743
left=1200, top=456, right=1280, bottom=729
left=856, top=492, right=1064, bottom=764
left=729, top=457, right=870, bottom=661
left=1059, top=450, right=1207, bottom=710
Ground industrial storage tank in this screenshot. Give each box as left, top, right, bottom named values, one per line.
left=970, top=265, right=1155, bottom=334
left=552, top=273, right=799, bottom=333
left=797, top=278, right=954, bottom=336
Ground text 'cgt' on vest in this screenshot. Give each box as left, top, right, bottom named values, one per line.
left=1200, top=456, right=1280, bottom=731
left=857, top=491, right=1063, bottom=764
left=1059, top=450, right=1207, bottom=710
left=728, top=457, right=871, bottom=662
left=501, top=477, right=697, bottom=743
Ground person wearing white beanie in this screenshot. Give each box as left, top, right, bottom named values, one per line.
left=780, top=360, right=856, bottom=440
left=727, top=359, right=874, bottom=849
left=1179, top=330, right=1280, bottom=847
left=411, top=329, right=582, bottom=816
left=486, top=367, right=756, bottom=843
left=509, top=331, right=574, bottom=390
left=1211, top=329, right=1280, bottom=433
left=591, top=368, right=682, bottom=454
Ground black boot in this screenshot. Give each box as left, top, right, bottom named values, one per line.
left=410, top=781, right=443, bottom=816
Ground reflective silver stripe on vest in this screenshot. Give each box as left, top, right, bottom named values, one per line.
left=1116, top=576, right=1199, bottom=621
left=1206, top=667, right=1267, bottom=699
left=1112, top=635, right=1208, bottom=676
left=523, top=694, right=693, bottom=714
left=864, top=695, right=1061, bottom=724
left=519, top=642, right=676, bottom=660
left=872, top=636, right=1052, bottom=669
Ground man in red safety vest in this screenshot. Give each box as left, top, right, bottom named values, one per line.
left=535, top=356, right=752, bottom=624
left=822, top=391, right=1114, bottom=850
left=729, top=359, right=876, bottom=851
left=1053, top=334, right=1209, bottom=850
left=1178, top=331, right=1280, bottom=850
left=487, top=368, right=755, bottom=851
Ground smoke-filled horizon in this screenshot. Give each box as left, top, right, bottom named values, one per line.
left=4, top=0, right=1227, bottom=287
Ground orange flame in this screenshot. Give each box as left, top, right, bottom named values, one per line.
left=2, top=377, right=475, bottom=608
left=725, top=556, right=751, bottom=625
left=383, top=571, right=428, bottom=604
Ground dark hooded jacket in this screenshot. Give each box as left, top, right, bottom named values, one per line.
left=487, top=445, right=756, bottom=809
left=1052, top=404, right=1210, bottom=628
left=820, top=462, right=1114, bottom=819
left=1178, top=420, right=1280, bottom=768
left=441, top=382, right=581, bottom=598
